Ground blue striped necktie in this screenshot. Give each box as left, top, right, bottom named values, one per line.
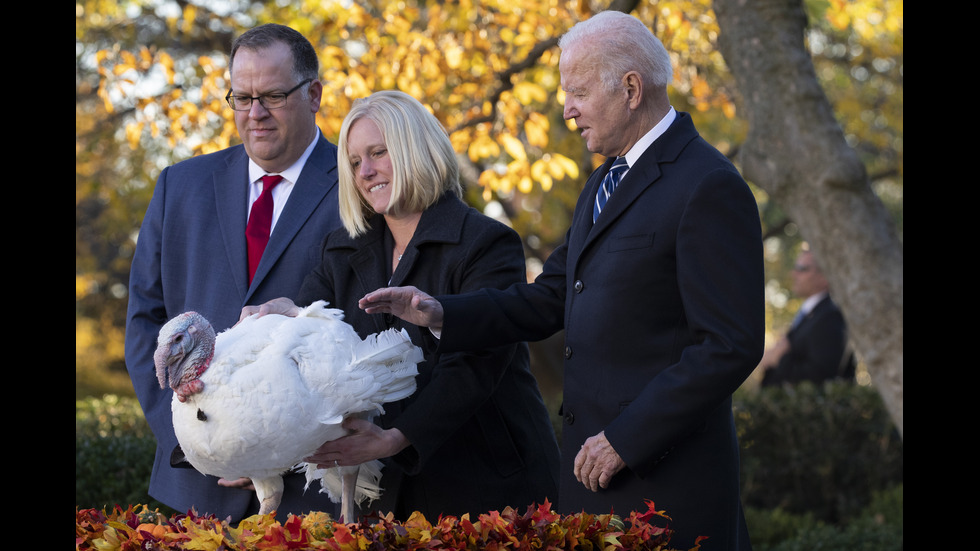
left=593, top=156, right=628, bottom=222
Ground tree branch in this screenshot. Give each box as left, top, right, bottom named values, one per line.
left=448, top=0, right=640, bottom=134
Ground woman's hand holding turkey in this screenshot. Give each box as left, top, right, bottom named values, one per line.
left=305, top=418, right=410, bottom=468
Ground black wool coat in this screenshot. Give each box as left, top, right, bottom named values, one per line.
left=438, top=112, right=765, bottom=550
left=298, top=193, right=560, bottom=521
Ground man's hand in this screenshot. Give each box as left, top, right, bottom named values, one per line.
left=359, top=286, right=445, bottom=332
left=217, top=477, right=255, bottom=491
left=758, top=336, right=790, bottom=370
left=239, top=297, right=301, bottom=323
left=573, top=431, right=627, bottom=492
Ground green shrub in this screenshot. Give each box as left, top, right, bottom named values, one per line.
left=768, top=521, right=902, bottom=551
left=734, top=381, right=903, bottom=524
left=75, top=395, right=173, bottom=514
left=746, top=484, right=903, bottom=551
left=767, top=500, right=903, bottom=551
left=744, top=506, right=823, bottom=550
left=861, top=483, right=903, bottom=530
left=75, top=394, right=152, bottom=439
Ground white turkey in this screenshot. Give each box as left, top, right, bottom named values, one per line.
left=153, top=300, right=422, bottom=522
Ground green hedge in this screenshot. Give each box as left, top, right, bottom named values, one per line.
left=75, top=395, right=174, bottom=515
left=745, top=484, right=903, bottom=551
left=734, top=381, right=903, bottom=524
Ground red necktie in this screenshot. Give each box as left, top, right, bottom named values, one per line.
left=246, top=174, right=283, bottom=284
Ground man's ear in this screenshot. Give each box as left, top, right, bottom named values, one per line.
left=307, top=79, right=324, bottom=112
left=623, top=71, right=643, bottom=110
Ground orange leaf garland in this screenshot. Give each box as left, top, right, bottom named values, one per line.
left=76, top=500, right=696, bottom=550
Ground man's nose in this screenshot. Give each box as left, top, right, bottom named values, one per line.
left=563, top=102, right=577, bottom=121
left=248, top=99, right=270, bottom=118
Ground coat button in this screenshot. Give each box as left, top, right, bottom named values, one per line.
left=564, top=346, right=572, bottom=359
left=564, top=411, right=575, bottom=425
left=574, top=280, right=584, bottom=292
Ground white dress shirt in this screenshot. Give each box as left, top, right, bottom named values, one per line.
left=246, top=128, right=321, bottom=231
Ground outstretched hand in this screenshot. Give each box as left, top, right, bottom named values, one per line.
left=217, top=477, right=255, bottom=491
left=359, top=286, right=445, bottom=331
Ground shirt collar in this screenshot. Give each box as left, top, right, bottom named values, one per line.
left=247, top=127, right=321, bottom=184
left=622, top=106, right=677, bottom=170
left=800, top=291, right=828, bottom=315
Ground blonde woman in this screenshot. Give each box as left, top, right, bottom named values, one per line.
left=247, top=90, right=559, bottom=520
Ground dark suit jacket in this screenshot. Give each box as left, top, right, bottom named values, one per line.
left=125, top=134, right=342, bottom=521
left=297, top=194, right=560, bottom=520
left=437, top=112, right=764, bottom=550
left=761, top=295, right=855, bottom=386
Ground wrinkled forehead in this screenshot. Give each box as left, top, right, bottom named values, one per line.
left=229, top=44, right=295, bottom=86
left=559, top=44, right=601, bottom=86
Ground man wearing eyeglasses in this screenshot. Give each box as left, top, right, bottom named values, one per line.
left=125, top=23, right=342, bottom=522
left=759, top=248, right=856, bottom=386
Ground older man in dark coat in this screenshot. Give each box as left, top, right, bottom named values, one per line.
left=360, top=11, right=764, bottom=550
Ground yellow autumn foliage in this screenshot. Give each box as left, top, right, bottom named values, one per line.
left=81, top=0, right=901, bottom=222
left=499, top=133, right=527, bottom=162
left=78, top=0, right=902, bottom=405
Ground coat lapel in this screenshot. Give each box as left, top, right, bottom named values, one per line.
left=340, top=194, right=467, bottom=312
left=392, top=195, right=467, bottom=286
left=212, top=146, right=252, bottom=302
left=586, top=156, right=661, bottom=243
left=334, top=198, right=466, bottom=336
left=566, top=159, right=609, bottom=269
left=577, top=113, right=700, bottom=253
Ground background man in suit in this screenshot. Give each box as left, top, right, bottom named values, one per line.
left=760, top=248, right=856, bottom=386
left=360, top=11, right=764, bottom=550
left=125, top=23, right=342, bottom=521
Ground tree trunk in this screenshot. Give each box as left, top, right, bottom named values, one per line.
left=712, top=0, right=903, bottom=437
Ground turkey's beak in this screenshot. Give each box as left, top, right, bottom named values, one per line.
left=154, top=324, right=200, bottom=390
left=170, top=325, right=202, bottom=391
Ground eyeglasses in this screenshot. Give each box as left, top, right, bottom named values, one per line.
left=225, top=79, right=313, bottom=111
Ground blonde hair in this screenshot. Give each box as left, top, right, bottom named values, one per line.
left=338, top=90, right=462, bottom=237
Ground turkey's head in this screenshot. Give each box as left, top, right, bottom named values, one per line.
left=154, top=311, right=216, bottom=392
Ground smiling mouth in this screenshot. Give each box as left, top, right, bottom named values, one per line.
left=369, top=183, right=389, bottom=193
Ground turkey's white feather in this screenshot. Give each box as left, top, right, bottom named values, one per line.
left=162, top=300, right=422, bottom=516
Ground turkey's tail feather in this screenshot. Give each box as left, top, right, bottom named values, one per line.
left=349, top=328, right=423, bottom=404
left=300, top=460, right=383, bottom=505
left=295, top=303, right=420, bottom=513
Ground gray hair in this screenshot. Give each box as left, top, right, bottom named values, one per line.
left=559, top=11, right=672, bottom=90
